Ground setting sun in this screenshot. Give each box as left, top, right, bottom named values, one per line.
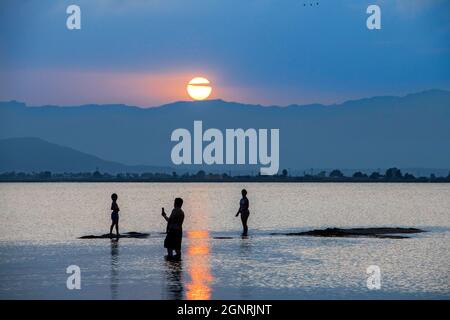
left=187, top=77, right=212, bottom=100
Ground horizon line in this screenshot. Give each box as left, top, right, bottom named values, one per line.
left=1, top=88, right=449, bottom=110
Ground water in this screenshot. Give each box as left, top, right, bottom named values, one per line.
left=0, top=183, right=449, bottom=299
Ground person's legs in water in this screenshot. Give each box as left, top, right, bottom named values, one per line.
left=167, top=248, right=174, bottom=258
left=241, top=214, right=249, bottom=235
left=174, top=249, right=182, bottom=260
left=110, top=222, right=115, bottom=236
left=115, top=222, right=119, bottom=236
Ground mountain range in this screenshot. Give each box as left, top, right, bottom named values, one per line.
left=0, top=89, right=449, bottom=174
left=0, top=137, right=171, bottom=173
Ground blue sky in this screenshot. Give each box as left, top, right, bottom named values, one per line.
left=0, top=0, right=449, bottom=106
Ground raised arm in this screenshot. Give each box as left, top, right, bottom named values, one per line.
left=161, top=208, right=169, bottom=222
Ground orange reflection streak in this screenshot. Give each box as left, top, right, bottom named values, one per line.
left=186, top=230, right=213, bottom=300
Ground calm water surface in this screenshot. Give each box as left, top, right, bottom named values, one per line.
left=0, top=183, right=449, bottom=299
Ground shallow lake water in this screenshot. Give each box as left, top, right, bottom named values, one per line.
left=0, top=182, right=449, bottom=299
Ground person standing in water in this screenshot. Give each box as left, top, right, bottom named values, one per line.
left=162, top=198, right=185, bottom=260
left=235, top=189, right=250, bottom=236
left=110, top=193, right=120, bottom=237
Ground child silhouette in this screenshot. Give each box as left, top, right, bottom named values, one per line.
left=110, top=193, right=120, bottom=237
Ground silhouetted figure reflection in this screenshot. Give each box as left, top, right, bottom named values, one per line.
left=235, top=189, right=250, bottom=236
left=239, top=237, right=252, bottom=299
left=110, top=239, right=119, bottom=299
left=162, top=198, right=185, bottom=260
left=164, top=260, right=184, bottom=300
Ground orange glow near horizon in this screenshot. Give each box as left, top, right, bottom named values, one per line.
left=9, top=70, right=218, bottom=107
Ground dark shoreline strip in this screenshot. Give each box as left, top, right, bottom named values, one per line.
left=271, top=227, right=425, bottom=239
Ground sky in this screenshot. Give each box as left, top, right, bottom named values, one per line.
left=0, top=0, right=449, bottom=107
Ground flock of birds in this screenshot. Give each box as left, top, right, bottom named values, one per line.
left=303, top=2, right=320, bottom=6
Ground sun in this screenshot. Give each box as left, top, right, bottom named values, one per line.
left=187, top=77, right=212, bottom=100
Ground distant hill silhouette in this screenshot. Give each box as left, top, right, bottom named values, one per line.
left=0, top=89, right=449, bottom=173
left=0, top=137, right=171, bottom=173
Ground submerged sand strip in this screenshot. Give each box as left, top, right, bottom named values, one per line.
left=79, top=232, right=150, bottom=239
left=271, top=227, right=425, bottom=239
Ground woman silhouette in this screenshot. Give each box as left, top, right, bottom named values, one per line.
left=162, top=198, right=185, bottom=260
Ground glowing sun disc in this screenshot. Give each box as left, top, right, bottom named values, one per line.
left=187, top=77, right=212, bottom=100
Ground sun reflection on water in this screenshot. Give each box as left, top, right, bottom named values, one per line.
left=186, top=230, right=213, bottom=300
